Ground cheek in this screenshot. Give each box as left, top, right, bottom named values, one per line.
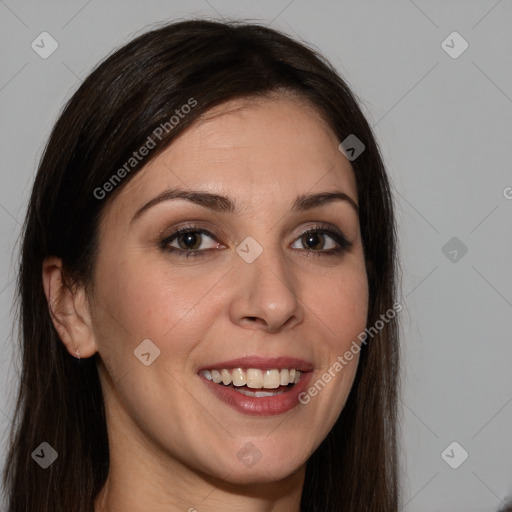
left=93, top=256, right=228, bottom=361
left=306, top=261, right=369, bottom=350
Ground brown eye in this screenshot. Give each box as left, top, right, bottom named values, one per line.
left=291, top=227, right=351, bottom=254
left=176, top=232, right=203, bottom=250
left=301, top=232, right=328, bottom=251
left=160, top=227, right=222, bottom=259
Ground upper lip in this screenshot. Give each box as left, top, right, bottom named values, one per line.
left=198, top=356, right=314, bottom=373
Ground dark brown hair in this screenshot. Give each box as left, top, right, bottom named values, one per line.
left=2, top=18, right=400, bottom=511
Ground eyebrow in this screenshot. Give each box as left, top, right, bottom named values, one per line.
left=130, top=188, right=359, bottom=224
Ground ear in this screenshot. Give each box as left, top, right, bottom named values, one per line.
left=42, top=256, right=98, bottom=359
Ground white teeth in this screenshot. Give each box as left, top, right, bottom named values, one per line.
left=231, top=368, right=246, bottom=387
left=236, top=388, right=286, bottom=397
left=263, top=369, right=280, bottom=389
left=200, top=367, right=303, bottom=389
left=221, top=369, right=231, bottom=386
left=246, top=368, right=264, bottom=389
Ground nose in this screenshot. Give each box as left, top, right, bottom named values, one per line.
left=228, top=242, right=304, bottom=333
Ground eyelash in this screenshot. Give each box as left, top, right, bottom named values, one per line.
left=159, top=223, right=353, bottom=260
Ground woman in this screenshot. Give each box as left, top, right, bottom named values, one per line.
left=2, top=19, right=400, bottom=511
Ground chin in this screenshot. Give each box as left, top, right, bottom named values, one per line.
left=216, top=461, right=305, bottom=486
left=200, top=445, right=309, bottom=486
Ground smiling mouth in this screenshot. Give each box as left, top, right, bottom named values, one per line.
left=199, top=368, right=302, bottom=397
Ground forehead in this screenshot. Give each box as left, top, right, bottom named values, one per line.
left=104, top=94, right=358, bottom=222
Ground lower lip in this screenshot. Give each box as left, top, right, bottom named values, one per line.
left=199, top=372, right=313, bottom=416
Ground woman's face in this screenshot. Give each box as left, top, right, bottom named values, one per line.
left=90, top=94, right=368, bottom=484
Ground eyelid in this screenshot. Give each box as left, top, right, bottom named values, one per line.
left=159, top=221, right=352, bottom=256
left=296, top=224, right=353, bottom=253
left=160, top=225, right=222, bottom=250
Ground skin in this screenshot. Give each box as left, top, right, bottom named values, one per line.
left=43, top=93, right=369, bottom=512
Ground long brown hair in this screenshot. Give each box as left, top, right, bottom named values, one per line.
left=2, top=19, right=400, bottom=511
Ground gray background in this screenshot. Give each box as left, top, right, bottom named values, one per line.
left=1, top=0, right=511, bottom=509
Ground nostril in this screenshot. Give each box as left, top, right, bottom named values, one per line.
left=243, top=317, right=260, bottom=325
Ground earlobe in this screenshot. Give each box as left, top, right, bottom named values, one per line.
left=42, top=256, right=98, bottom=359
